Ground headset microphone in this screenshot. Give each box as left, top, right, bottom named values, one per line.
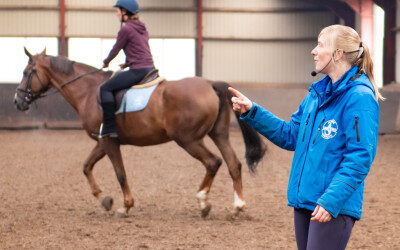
left=311, top=53, right=334, bottom=77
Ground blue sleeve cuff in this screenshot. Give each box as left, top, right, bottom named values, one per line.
left=240, top=102, right=258, bottom=120
left=317, top=198, right=339, bottom=218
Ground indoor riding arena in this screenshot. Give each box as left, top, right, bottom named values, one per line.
left=1, top=0, right=400, bottom=249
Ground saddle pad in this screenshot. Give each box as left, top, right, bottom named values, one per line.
left=115, top=84, right=158, bottom=114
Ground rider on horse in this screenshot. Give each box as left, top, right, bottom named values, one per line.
left=100, top=0, right=155, bottom=137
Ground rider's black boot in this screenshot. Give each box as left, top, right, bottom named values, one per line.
left=100, top=102, right=118, bottom=138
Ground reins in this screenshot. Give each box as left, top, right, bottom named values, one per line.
left=45, top=68, right=103, bottom=97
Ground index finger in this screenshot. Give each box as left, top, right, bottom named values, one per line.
left=228, top=87, right=244, bottom=98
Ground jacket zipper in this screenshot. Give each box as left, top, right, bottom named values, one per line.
left=312, top=118, right=325, bottom=144
left=354, top=117, right=360, bottom=142
left=302, top=113, right=311, bottom=142
left=296, top=85, right=321, bottom=207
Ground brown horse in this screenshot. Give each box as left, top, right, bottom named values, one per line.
left=14, top=48, right=266, bottom=218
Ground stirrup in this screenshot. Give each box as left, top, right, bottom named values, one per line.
left=101, top=132, right=118, bottom=138
left=92, top=123, right=118, bottom=139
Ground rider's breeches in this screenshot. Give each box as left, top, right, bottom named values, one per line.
left=100, top=67, right=154, bottom=104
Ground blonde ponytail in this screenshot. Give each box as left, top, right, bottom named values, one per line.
left=354, top=43, right=384, bottom=101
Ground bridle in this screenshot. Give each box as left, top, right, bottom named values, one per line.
left=15, top=56, right=102, bottom=106
left=15, top=56, right=48, bottom=105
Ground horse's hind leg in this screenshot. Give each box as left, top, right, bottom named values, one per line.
left=83, top=142, right=113, bottom=210
left=178, top=140, right=222, bottom=218
left=100, top=137, right=134, bottom=218
left=209, top=125, right=246, bottom=215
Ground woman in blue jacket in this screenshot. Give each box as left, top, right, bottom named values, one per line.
left=229, top=25, right=382, bottom=250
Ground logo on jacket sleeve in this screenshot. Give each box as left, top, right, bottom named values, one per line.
left=322, top=119, right=338, bottom=139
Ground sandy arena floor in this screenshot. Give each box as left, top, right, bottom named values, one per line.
left=0, top=129, right=399, bottom=249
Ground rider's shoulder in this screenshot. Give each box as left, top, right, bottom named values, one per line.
left=120, top=24, right=131, bottom=32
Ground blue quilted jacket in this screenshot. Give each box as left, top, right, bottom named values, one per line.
left=241, top=66, right=379, bottom=220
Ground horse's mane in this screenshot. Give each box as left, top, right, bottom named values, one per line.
left=49, top=56, right=112, bottom=79
left=49, top=56, right=75, bottom=75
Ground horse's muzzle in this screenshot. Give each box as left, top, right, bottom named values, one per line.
left=14, top=93, right=30, bottom=111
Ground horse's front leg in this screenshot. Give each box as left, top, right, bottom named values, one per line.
left=100, top=137, right=134, bottom=218
left=83, top=142, right=115, bottom=210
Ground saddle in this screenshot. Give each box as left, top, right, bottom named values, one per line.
left=96, top=69, right=165, bottom=110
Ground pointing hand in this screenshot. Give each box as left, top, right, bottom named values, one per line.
left=228, top=87, right=253, bottom=114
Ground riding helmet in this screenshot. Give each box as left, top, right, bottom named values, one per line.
left=114, top=0, right=139, bottom=14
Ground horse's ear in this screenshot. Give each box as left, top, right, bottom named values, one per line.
left=41, top=47, right=46, bottom=56
left=24, top=47, right=33, bottom=61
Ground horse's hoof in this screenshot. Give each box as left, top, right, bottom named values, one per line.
left=234, top=206, right=245, bottom=215
left=115, top=208, right=128, bottom=218
left=101, top=196, right=113, bottom=211
left=201, top=204, right=212, bottom=218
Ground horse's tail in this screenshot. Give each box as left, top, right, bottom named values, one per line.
left=211, top=82, right=266, bottom=174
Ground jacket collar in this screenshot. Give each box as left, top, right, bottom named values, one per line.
left=309, top=65, right=374, bottom=108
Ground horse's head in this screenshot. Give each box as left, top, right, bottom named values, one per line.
left=14, top=47, right=52, bottom=111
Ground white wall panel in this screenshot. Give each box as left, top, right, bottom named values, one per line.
left=0, top=10, right=59, bottom=36
left=203, top=41, right=319, bottom=84
left=66, top=0, right=113, bottom=7
left=0, top=0, right=57, bottom=6
left=66, top=0, right=194, bottom=8
left=203, top=12, right=334, bottom=39
left=203, top=0, right=318, bottom=9
left=138, top=0, right=195, bottom=8
left=141, top=12, right=196, bottom=37
left=66, top=11, right=118, bottom=37
left=201, top=0, right=334, bottom=84
left=66, top=11, right=195, bottom=37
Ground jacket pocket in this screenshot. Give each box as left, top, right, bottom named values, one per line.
left=353, top=117, right=360, bottom=142
left=313, top=118, right=325, bottom=144
left=302, top=113, right=311, bottom=142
